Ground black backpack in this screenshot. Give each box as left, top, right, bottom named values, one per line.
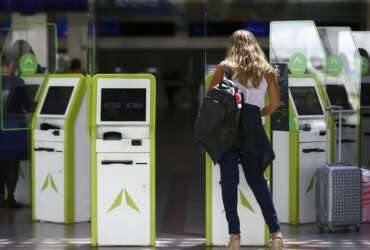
left=194, top=66, right=242, bottom=156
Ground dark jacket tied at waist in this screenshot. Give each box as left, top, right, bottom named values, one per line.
left=206, top=103, right=275, bottom=171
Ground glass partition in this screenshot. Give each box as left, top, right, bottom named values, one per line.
left=270, top=21, right=327, bottom=80
left=318, top=27, right=361, bottom=111
left=0, top=23, right=57, bottom=130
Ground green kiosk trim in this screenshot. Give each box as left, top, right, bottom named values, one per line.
left=90, top=74, right=156, bottom=246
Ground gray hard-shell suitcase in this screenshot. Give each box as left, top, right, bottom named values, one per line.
left=315, top=106, right=362, bottom=232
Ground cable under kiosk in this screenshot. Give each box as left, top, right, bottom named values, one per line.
left=91, top=74, right=156, bottom=246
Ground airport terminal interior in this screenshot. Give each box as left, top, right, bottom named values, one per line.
left=1, top=0, right=370, bottom=249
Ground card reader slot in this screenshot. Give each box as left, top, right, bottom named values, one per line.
left=101, top=160, right=133, bottom=165
left=136, top=162, right=148, bottom=165
left=103, top=131, right=122, bottom=140
left=302, top=148, right=325, bottom=153
left=40, top=123, right=61, bottom=130
left=34, top=147, right=55, bottom=152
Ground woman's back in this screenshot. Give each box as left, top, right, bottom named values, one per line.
left=233, top=75, right=268, bottom=109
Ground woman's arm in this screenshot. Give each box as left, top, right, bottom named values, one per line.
left=261, top=72, right=281, bottom=116
left=208, top=64, right=224, bottom=91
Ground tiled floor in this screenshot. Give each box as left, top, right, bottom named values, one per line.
left=1, top=208, right=370, bottom=249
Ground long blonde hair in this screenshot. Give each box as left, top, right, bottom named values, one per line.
left=224, top=30, right=273, bottom=88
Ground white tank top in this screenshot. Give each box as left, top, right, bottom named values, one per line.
left=232, top=75, right=268, bottom=109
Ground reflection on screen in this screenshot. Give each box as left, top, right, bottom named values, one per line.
left=101, top=88, right=146, bottom=122
left=40, top=86, right=74, bottom=115
left=5, top=84, right=39, bottom=114
left=326, top=85, right=352, bottom=110
left=361, top=83, right=370, bottom=107
left=290, top=86, right=323, bottom=116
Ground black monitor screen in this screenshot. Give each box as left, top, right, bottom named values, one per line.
left=101, top=88, right=146, bottom=122
left=361, top=83, right=370, bottom=106
left=326, top=85, right=352, bottom=110
left=40, top=86, right=74, bottom=115
left=290, top=86, right=323, bottom=116
left=5, top=84, right=39, bottom=114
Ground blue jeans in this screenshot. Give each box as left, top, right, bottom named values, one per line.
left=219, top=147, right=280, bottom=234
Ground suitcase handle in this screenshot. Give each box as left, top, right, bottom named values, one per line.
left=302, top=148, right=325, bottom=153
left=325, top=105, right=343, bottom=163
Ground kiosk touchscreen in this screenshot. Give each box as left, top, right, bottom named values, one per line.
left=326, top=85, right=353, bottom=111
left=290, top=86, right=324, bottom=116
left=272, top=78, right=327, bottom=224
left=91, top=75, right=156, bottom=246
left=32, top=75, right=90, bottom=223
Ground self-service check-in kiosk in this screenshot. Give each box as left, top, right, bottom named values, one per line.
left=318, top=27, right=361, bottom=165
left=270, top=21, right=330, bottom=224
left=31, top=74, right=90, bottom=223
left=204, top=66, right=271, bottom=247
left=272, top=75, right=327, bottom=224
left=14, top=75, right=46, bottom=205
left=91, top=74, right=156, bottom=246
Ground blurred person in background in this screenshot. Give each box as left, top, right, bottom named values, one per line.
left=69, top=58, right=84, bottom=74
left=0, top=52, right=27, bottom=209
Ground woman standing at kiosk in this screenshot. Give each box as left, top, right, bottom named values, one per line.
left=209, top=30, right=282, bottom=250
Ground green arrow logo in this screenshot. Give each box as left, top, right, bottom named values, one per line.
left=305, top=175, right=315, bottom=195
left=41, top=173, right=58, bottom=193
left=19, top=53, right=38, bottom=75
left=239, top=189, right=255, bottom=213
left=108, top=188, right=140, bottom=213
left=326, top=54, right=343, bottom=76
left=288, top=52, right=307, bottom=75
